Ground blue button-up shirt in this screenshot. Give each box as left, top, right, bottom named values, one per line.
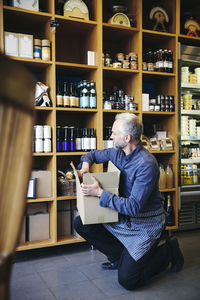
left=80, top=142, right=166, bottom=261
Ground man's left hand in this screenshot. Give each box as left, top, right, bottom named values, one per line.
left=81, top=176, right=103, bottom=197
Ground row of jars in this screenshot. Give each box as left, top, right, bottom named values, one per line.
left=159, top=163, right=174, bottom=189
left=181, top=91, right=200, bottom=111
left=181, top=164, right=200, bottom=185
left=181, top=66, right=200, bottom=84
left=181, top=143, right=200, bottom=158
left=181, top=116, right=200, bottom=137
left=103, top=52, right=138, bottom=70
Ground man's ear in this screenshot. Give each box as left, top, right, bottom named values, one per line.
left=124, top=134, right=131, bottom=143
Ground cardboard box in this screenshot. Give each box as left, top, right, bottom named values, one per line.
left=72, top=209, right=81, bottom=238
left=72, top=162, right=119, bottom=225
left=26, top=203, right=48, bottom=215
left=31, top=170, right=52, bottom=198
left=18, top=33, right=33, bottom=58
left=57, top=211, right=71, bottom=237
left=4, top=32, right=19, bottom=57
left=12, top=0, right=39, bottom=11
left=26, top=213, right=49, bottom=242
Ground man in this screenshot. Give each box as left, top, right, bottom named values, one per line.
left=73, top=113, right=184, bottom=290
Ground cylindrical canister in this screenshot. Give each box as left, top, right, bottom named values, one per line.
left=43, top=125, right=51, bottom=139
left=34, top=125, right=44, bottom=139
left=44, top=138, right=51, bottom=152
left=35, top=138, right=44, bottom=152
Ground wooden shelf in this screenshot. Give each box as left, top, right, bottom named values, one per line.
left=27, top=198, right=54, bottom=203
left=3, top=5, right=52, bottom=17
left=179, top=34, right=200, bottom=41
left=1, top=0, right=181, bottom=251
left=142, top=29, right=176, bottom=37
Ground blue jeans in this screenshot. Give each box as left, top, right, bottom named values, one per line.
left=73, top=216, right=171, bottom=290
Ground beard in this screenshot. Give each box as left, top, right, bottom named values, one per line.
left=113, top=139, right=127, bottom=150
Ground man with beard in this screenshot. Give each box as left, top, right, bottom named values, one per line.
left=73, top=113, right=184, bottom=290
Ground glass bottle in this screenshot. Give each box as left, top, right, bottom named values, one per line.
left=56, top=126, right=62, bottom=152
left=166, top=194, right=175, bottom=226
left=56, top=81, right=63, bottom=107
left=90, top=128, right=96, bottom=150
left=63, top=82, right=70, bottom=108
left=69, top=82, right=76, bottom=108
left=63, top=126, right=70, bottom=152
left=159, top=163, right=166, bottom=189
left=168, top=50, right=173, bottom=73
left=89, top=80, right=97, bottom=108
left=166, top=163, right=174, bottom=188
left=80, top=80, right=89, bottom=108
left=70, top=126, right=76, bottom=152
left=75, top=128, right=82, bottom=151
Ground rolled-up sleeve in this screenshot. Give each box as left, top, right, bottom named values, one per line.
left=99, top=162, right=159, bottom=216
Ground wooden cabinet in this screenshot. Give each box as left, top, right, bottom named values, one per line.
left=1, top=0, right=199, bottom=251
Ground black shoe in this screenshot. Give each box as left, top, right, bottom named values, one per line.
left=167, top=237, right=184, bottom=272
left=101, top=260, right=119, bottom=270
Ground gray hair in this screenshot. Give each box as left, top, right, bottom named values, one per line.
left=115, top=113, right=143, bottom=141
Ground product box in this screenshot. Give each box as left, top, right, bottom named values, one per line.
left=12, top=0, right=39, bottom=11
left=26, top=213, right=49, bottom=242
left=18, top=33, right=33, bottom=58
left=31, top=170, right=52, bottom=198
left=142, top=93, right=149, bottom=111
left=87, top=51, right=96, bottom=66
left=4, top=32, right=19, bottom=57
left=71, top=162, right=119, bottom=225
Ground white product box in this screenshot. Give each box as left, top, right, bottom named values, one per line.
left=12, top=0, right=39, bottom=11
left=156, top=131, right=167, bottom=140
left=4, top=32, right=19, bottom=57
left=87, top=51, right=96, bottom=66
left=72, top=161, right=119, bottom=225
left=142, top=93, right=149, bottom=111
left=18, top=34, right=33, bottom=58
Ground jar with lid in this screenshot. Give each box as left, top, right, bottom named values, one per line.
left=113, top=57, right=121, bottom=68
left=42, top=39, right=51, bottom=61
left=159, top=163, right=166, bottom=189
left=33, top=39, right=41, bottom=59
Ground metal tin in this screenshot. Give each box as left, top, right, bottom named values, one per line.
left=43, top=125, right=51, bottom=139
left=35, top=138, right=44, bottom=152
left=44, top=138, right=51, bottom=152
left=34, top=125, right=44, bottom=139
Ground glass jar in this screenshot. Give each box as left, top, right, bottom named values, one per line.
left=42, top=39, right=51, bottom=61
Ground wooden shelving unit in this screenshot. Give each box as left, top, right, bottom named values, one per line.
left=0, top=0, right=191, bottom=251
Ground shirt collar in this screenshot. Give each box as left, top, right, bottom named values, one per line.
left=124, top=141, right=143, bottom=160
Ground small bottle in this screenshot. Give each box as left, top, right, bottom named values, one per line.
left=56, top=81, right=63, bottom=107
left=166, top=163, right=174, bottom=188
left=166, top=194, right=175, bottom=226
left=56, top=126, right=62, bottom=152
left=89, top=80, right=97, bottom=108
left=157, top=49, right=164, bottom=72
left=74, top=83, right=79, bottom=107
left=147, top=51, right=154, bottom=71
left=163, top=49, right=169, bottom=72
left=63, top=82, right=70, bottom=108
left=82, top=128, right=90, bottom=151
left=159, top=163, right=166, bottom=189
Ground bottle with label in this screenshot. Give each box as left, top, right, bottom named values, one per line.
left=56, top=126, right=62, bottom=152
left=56, top=81, right=63, bottom=107
left=63, top=126, right=70, bottom=152
left=74, top=83, right=79, bottom=107
left=70, top=127, right=76, bottom=151
left=157, top=49, right=164, bottom=72
left=89, top=80, right=97, bottom=108
left=166, top=194, right=175, bottom=226
left=166, top=163, right=174, bottom=188
left=168, top=50, right=173, bottom=73
left=163, top=49, right=169, bottom=72
left=69, top=83, right=76, bottom=108
left=80, top=80, right=89, bottom=108
left=159, top=163, right=166, bottom=189
left=90, top=128, right=96, bottom=150
left=82, top=128, right=90, bottom=151
left=147, top=51, right=154, bottom=71
left=75, top=128, right=82, bottom=151
left=63, top=82, right=70, bottom=108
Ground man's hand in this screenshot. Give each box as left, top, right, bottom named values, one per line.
left=78, top=162, right=90, bottom=180
left=81, top=176, right=103, bottom=197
